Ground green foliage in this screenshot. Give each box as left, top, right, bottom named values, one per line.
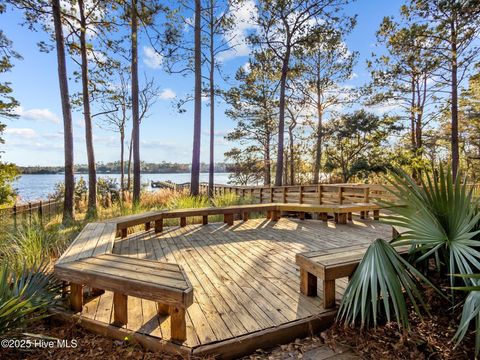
left=337, top=238, right=435, bottom=329
left=453, top=291, right=480, bottom=356
left=385, top=166, right=480, bottom=285
left=0, top=162, right=19, bottom=206
left=0, top=262, right=60, bottom=336
left=0, top=219, right=69, bottom=271
left=324, top=110, right=400, bottom=182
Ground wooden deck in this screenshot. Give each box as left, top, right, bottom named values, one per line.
left=63, top=217, right=392, bottom=358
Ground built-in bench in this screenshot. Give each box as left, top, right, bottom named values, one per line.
left=296, top=239, right=409, bottom=309
left=55, top=253, right=193, bottom=342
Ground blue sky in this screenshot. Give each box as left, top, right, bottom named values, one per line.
left=0, top=0, right=402, bottom=167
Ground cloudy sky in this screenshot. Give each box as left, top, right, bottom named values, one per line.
left=1, top=0, right=400, bottom=166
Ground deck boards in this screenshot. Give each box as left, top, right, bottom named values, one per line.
left=79, top=217, right=391, bottom=349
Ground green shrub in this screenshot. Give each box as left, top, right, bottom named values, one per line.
left=0, top=262, right=61, bottom=337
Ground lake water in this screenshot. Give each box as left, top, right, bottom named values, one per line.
left=14, top=173, right=233, bottom=202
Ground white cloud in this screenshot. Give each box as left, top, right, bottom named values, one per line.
left=143, top=46, right=163, bottom=69
left=14, top=107, right=60, bottom=123
left=4, top=128, right=37, bottom=138
left=242, top=62, right=251, bottom=73
left=159, top=88, right=176, bottom=100
left=217, top=0, right=258, bottom=61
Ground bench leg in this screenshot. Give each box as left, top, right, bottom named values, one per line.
left=323, top=280, right=336, bottom=309
left=180, top=217, right=187, bottom=227
left=224, top=213, right=234, bottom=226
left=299, top=212, right=305, bottom=221
left=170, top=306, right=187, bottom=342
left=70, top=283, right=83, bottom=312
left=154, top=219, right=163, bottom=233
left=121, top=228, right=128, bottom=238
left=271, top=210, right=280, bottom=221
left=158, top=303, right=170, bottom=316
left=360, top=211, right=366, bottom=219
left=145, top=222, right=151, bottom=231
left=113, top=293, right=128, bottom=325
left=373, top=209, right=380, bottom=220
left=337, top=213, right=347, bottom=224
left=347, top=212, right=352, bottom=221
left=242, top=211, right=249, bottom=221
left=266, top=210, right=272, bottom=220
left=202, top=215, right=208, bottom=225
left=300, top=268, right=317, bottom=296
left=320, top=212, right=328, bottom=222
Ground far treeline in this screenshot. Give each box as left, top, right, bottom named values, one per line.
left=19, top=162, right=232, bottom=175
left=0, top=0, right=479, bottom=226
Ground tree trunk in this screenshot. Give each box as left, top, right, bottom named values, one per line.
left=52, top=0, right=74, bottom=225
left=208, top=2, right=214, bottom=198
left=275, top=49, right=290, bottom=186
left=313, top=104, right=323, bottom=184
left=127, top=135, right=133, bottom=191
left=131, top=0, right=141, bottom=205
left=78, top=0, right=97, bottom=219
left=120, top=128, right=125, bottom=191
left=289, top=129, right=295, bottom=185
left=191, top=0, right=202, bottom=196
left=264, top=133, right=271, bottom=185
left=450, top=19, right=459, bottom=180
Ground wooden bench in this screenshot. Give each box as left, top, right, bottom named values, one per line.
left=277, top=203, right=381, bottom=224
left=295, top=243, right=409, bottom=309
left=55, top=253, right=193, bottom=342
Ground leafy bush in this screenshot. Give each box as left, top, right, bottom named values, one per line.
left=0, top=262, right=60, bottom=336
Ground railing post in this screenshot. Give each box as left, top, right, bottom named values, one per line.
left=283, top=187, right=287, bottom=203
left=338, top=187, right=344, bottom=205
left=299, top=186, right=303, bottom=204
left=13, top=203, right=17, bottom=228
left=318, top=185, right=323, bottom=204
left=260, top=187, right=263, bottom=204
left=363, top=187, right=370, bottom=203
left=38, top=200, right=43, bottom=225
left=270, top=187, right=274, bottom=203
left=28, top=202, right=32, bottom=225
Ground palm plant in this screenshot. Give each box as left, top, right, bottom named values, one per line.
left=0, top=262, right=61, bottom=336
left=337, top=166, right=480, bottom=356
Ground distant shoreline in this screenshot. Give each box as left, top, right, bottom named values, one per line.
left=19, top=171, right=230, bottom=175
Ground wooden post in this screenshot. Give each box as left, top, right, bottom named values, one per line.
left=154, top=219, right=163, bottom=233
left=113, top=293, right=128, bottom=325
left=363, top=187, right=370, bottom=203
left=270, top=187, right=274, bottom=203
left=224, top=213, right=234, bottom=226
left=373, top=209, right=380, bottom=220
left=299, top=212, right=305, bottom=221
left=318, top=185, right=323, bottom=204
left=13, top=203, right=17, bottom=228
left=158, top=303, right=170, bottom=316
left=338, top=186, right=344, bottom=205
left=323, top=280, right=336, bottom=309
left=242, top=211, right=249, bottom=221
left=121, top=228, right=128, bottom=238
left=170, top=306, right=187, bottom=342
left=180, top=217, right=187, bottom=227
left=347, top=212, right=352, bottom=221
left=260, top=188, right=263, bottom=204
left=70, top=283, right=83, bottom=312
left=337, top=213, right=347, bottom=224
left=283, top=187, right=287, bottom=203
left=38, top=201, right=43, bottom=225
left=145, top=222, right=151, bottom=231
left=28, top=202, right=32, bottom=225
left=299, top=186, right=303, bottom=204
left=300, top=269, right=317, bottom=296
left=202, top=215, right=208, bottom=225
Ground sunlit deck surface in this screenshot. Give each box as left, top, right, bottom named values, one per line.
left=69, top=217, right=391, bottom=358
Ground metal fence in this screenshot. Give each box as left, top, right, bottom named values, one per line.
left=0, top=199, right=63, bottom=228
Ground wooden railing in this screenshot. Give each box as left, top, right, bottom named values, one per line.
left=199, top=183, right=397, bottom=205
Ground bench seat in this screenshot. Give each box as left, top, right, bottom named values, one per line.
left=55, top=253, right=193, bottom=342
left=296, top=243, right=409, bottom=309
